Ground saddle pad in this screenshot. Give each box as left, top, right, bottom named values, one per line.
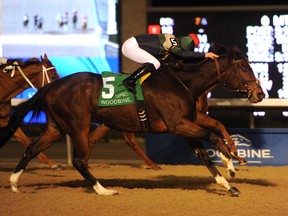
left=98, top=71, right=144, bottom=107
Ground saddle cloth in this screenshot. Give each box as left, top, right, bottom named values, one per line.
left=98, top=71, right=149, bottom=107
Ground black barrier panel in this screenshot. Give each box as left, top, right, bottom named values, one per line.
left=145, top=129, right=288, bottom=166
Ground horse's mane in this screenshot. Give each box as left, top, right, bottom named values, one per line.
left=209, top=42, right=246, bottom=60
left=158, top=43, right=246, bottom=73
left=22, top=58, right=40, bottom=68
left=161, top=52, right=207, bottom=72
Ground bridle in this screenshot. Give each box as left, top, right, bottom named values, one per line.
left=165, top=54, right=261, bottom=101
left=214, top=58, right=261, bottom=99
left=41, top=64, right=55, bottom=87
left=2, top=62, right=55, bottom=91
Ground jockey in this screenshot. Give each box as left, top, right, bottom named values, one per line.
left=121, top=33, right=219, bottom=93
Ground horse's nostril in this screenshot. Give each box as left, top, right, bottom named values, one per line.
left=258, top=92, right=265, bottom=100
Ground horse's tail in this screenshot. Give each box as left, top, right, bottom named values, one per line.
left=0, top=83, right=52, bottom=148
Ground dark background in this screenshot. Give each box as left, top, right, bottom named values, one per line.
left=148, top=1, right=286, bottom=7
left=147, top=5, right=288, bottom=128
left=148, top=10, right=285, bottom=99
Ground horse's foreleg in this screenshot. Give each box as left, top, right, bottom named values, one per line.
left=195, top=112, right=247, bottom=165
left=223, top=134, right=247, bottom=165
left=187, top=139, right=240, bottom=197
left=210, top=135, right=236, bottom=178
left=13, top=128, right=61, bottom=169
left=176, top=119, right=236, bottom=177
left=123, top=132, right=161, bottom=170
left=214, top=124, right=247, bottom=165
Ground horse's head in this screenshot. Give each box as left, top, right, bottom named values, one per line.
left=4, top=54, right=60, bottom=90
left=40, top=53, right=60, bottom=85
left=217, top=46, right=265, bottom=103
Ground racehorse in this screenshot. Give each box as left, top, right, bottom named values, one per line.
left=0, top=54, right=60, bottom=168
left=0, top=46, right=264, bottom=196
left=89, top=84, right=249, bottom=172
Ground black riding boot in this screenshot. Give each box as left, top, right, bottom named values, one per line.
left=123, top=63, right=156, bottom=94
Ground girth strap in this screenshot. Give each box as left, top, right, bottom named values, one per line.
left=134, top=95, right=151, bottom=133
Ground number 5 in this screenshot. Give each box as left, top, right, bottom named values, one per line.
left=102, top=76, right=115, bottom=99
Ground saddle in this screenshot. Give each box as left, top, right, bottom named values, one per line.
left=98, top=71, right=150, bottom=132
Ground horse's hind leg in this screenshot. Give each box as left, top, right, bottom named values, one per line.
left=89, top=124, right=161, bottom=170
left=13, top=128, right=61, bottom=169
left=10, top=125, right=62, bottom=193
left=186, top=139, right=240, bottom=197
left=72, top=131, right=118, bottom=195
left=123, top=132, right=161, bottom=170
left=10, top=145, right=36, bottom=193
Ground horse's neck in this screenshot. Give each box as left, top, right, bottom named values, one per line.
left=0, top=64, right=41, bottom=102
left=182, top=61, right=220, bottom=97
left=181, top=57, right=231, bottom=97
left=145, top=56, right=230, bottom=102
left=196, top=83, right=218, bottom=113
left=0, top=101, right=12, bottom=127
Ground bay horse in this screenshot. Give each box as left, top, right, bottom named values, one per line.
left=88, top=84, right=249, bottom=172
left=0, top=54, right=60, bottom=168
left=0, top=46, right=264, bottom=196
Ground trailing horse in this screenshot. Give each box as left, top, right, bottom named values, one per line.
left=0, top=54, right=60, bottom=168
left=0, top=46, right=264, bottom=196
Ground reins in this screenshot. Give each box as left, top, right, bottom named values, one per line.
left=165, top=63, right=194, bottom=99
left=163, top=52, right=259, bottom=102
left=2, top=62, right=55, bottom=90
left=214, top=58, right=221, bottom=81
left=165, top=58, right=222, bottom=98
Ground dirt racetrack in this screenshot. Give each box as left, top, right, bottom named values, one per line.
left=1, top=161, right=288, bottom=216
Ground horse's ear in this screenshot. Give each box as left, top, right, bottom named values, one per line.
left=44, top=53, right=48, bottom=60
left=209, top=42, right=228, bottom=55
left=40, top=55, right=44, bottom=61
left=232, top=46, right=245, bottom=59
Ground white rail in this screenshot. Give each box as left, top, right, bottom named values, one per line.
left=208, top=98, right=288, bottom=109
left=11, top=98, right=288, bottom=164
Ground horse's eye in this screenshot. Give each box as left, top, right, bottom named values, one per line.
left=50, top=72, right=57, bottom=79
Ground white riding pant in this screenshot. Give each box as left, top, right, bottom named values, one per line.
left=121, top=37, right=161, bottom=70
left=0, top=58, right=7, bottom=65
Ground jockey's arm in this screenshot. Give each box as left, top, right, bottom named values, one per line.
left=170, top=46, right=206, bottom=59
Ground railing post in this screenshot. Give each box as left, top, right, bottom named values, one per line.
left=249, top=112, right=255, bottom=129
left=66, top=135, right=72, bottom=164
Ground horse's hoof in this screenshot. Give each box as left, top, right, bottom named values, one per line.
left=142, top=164, right=161, bottom=170
left=238, top=160, right=248, bottom=166
left=101, top=189, right=119, bottom=196
left=93, top=181, right=119, bottom=195
left=228, top=186, right=240, bottom=197
left=227, top=169, right=236, bottom=178
left=11, top=185, right=19, bottom=193
left=51, top=163, right=63, bottom=170
left=151, top=164, right=162, bottom=170
left=154, top=165, right=162, bottom=170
